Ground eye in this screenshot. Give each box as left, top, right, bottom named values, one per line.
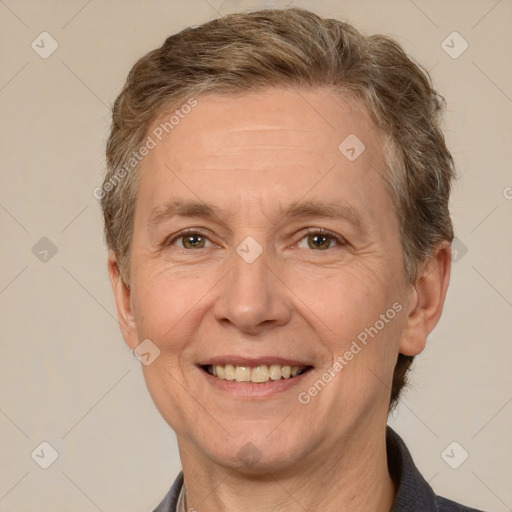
left=296, top=228, right=346, bottom=251
left=167, top=229, right=214, bottom=250
left=165, top=228, right=347, bottom=252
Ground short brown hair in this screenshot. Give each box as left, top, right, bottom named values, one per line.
left=100, top=7, right=455, bottom=410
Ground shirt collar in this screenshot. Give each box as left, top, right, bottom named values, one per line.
left=386, top=426, right=438, bottom=510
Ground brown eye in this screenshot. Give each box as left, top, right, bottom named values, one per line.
left=180, top=233, right=206, bottom=249
left=296, top=229, right=346, bottom=251
left=306, top=234, right=333, bottom=250
left=166, top=230, right=213, bottom=250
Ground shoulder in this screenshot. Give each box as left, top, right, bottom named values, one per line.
left=387, top=427, right=487, bottom=512
left=436, top=495, right=486, bottom=512
left=152, top=471, right=183, bottom=512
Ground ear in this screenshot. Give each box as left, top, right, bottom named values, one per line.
left=399, top=240, right=452, bottom=356
left=107, top=252, right=139, bottom=350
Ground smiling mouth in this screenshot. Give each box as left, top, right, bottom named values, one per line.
left=201, top=364, right=312, bottom=383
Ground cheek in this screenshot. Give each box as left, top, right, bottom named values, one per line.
left=313, top=306, right=405, bottom=421
left=131, top=263, right=205, bottom=338
left=305, top=264, right=404, bottom=370
left=308, top=266, right=394, bottom=330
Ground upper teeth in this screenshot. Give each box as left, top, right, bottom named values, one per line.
left=206, top=364, right=306, bottom=383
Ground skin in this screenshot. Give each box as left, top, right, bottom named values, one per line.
left=108, top=87, right=451, bottom=511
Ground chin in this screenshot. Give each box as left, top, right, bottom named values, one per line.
left=202, top=431, right=312, bottom=475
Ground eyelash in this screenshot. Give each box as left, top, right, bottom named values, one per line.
left=165, top=228, right=347, bottom=252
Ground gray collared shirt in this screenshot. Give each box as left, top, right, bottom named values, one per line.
left=152, top=426, right=485, bottom=511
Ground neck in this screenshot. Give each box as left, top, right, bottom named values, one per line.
left=177, top=423, right=396, bottom=512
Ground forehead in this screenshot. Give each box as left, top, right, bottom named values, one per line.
left=135, top=87, right=392, bottom=230
left=147, top=87, right=383, bottom=172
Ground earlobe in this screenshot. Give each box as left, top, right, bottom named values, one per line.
left=399, top=241, right=452, bottom=356
left=107, top=252, right=138, bottom=350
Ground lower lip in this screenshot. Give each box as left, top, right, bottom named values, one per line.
left=199, top=366, right=313, bottom=399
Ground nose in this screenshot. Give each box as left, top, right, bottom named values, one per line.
left=212, top=241, right=292, bottom=335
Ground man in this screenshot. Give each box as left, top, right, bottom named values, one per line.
left=99, top=7, right=484, bottom=511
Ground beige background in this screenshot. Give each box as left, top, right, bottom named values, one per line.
left=1, top=0, right=511, bottom=511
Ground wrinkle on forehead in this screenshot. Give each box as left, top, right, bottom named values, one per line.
left=212, top=128, right=329, bottom=155
left=139, top=86, right=388, bottom=205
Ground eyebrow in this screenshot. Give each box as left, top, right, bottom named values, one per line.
left=148, top=200, right=231, bottom=227
left=147, top=198, right=363, bottom=229
left=286, top=200, right=362, bottom=228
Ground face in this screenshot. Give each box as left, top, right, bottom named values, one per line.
left=112, top=87, right=427, bottom=474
